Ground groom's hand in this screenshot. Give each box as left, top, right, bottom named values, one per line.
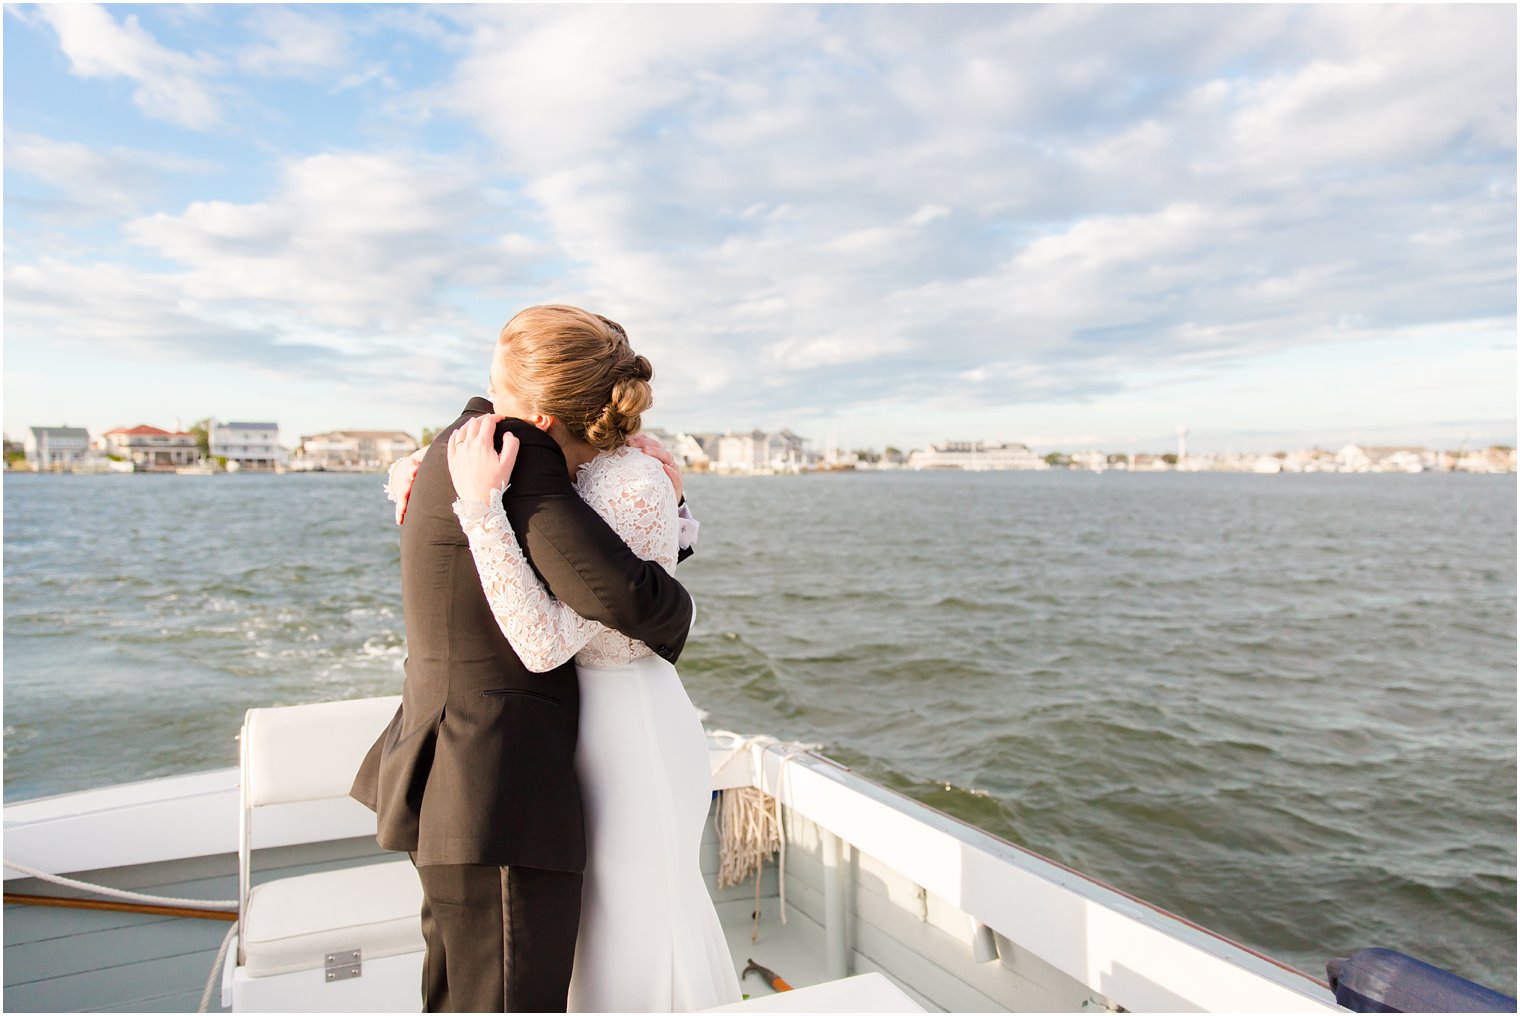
left=627, top=433, right=683, bottom=503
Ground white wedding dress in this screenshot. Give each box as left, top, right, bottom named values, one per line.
left=452, top=444, right=743, bottom=1013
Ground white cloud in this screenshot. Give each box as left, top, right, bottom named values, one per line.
left=6, top=5, right=1513, bottom=447
left=236, top=7, right=351, bottom=78
left=122, top=151, right=519, bottom=334
left=36, top=4, right=220, bottom=128
left=906, top=204, right=951, bottom=227
left=440, top=6, right=806, bottom=173
left=4, top=131, right=212, bottom=217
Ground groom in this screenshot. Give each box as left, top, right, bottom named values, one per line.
left=352, top=397, right=697, bottom=1012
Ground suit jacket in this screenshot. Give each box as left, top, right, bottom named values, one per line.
left=351, top=397, right=695, bottom=870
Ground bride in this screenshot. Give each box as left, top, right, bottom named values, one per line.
left=391, top=305, right=742, bottom=1012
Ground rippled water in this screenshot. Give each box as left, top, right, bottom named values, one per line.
left=3, top=469, right=1514, bottom=993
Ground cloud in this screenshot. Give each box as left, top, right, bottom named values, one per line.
left=122, top=151, right=524, bottom=335
left=411, top=5, right=1507, bottom=433
left=4, top=131, right=213, bottom=219
left=236, top=7, right=352, bottom=79
left=5, top=149, right=550, bottom=426
left=6, top=5, right=1513, bottom=446
left=34, top=4, right=220, bottom=128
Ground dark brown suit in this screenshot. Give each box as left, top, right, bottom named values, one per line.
left=351, top=397, right=696, bottom=1011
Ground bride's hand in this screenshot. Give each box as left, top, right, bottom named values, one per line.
left=447, top=414, right=519, bottom=504
left=626, top=433, right=683, bottom=502
left=386, top=447, right=427, bottom=525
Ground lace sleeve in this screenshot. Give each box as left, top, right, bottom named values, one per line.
left=452, top=483, right=604, bottom=673
left=577, top=453, right=681, bottom=574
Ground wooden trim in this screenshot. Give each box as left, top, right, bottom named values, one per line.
left=3, top=891, right=237, bottom=922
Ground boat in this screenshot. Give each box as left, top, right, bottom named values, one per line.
left=174, top=461, right=217, bottom=476
left=3, top=695, right=1512, bottom=1013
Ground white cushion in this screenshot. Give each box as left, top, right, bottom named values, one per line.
left=701, top=973, right=925, bottom=1013
left=245, top=696, right=402, bottom=807
left=242, top=859, right=423, bottom=977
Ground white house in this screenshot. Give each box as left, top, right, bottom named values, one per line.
left=716, top=430, right=766, bottom=472
left=1335, top=444, right=1371, bottom=473
left=671, top=433, right=714, bottom=470
left=908, top=441, right=1050, bottom=471
left=297, top=431, right=418, bottom=471
left=715, top=429, right=807, bottom=473
left=210, top=421, right=287, bottom=470
left=1070, top=449, right=1107, bottom=472
left=26, top=426, right=90, bottom=470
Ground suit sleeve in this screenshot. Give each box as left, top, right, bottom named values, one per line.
left=498, top=420, right=695, bottom=664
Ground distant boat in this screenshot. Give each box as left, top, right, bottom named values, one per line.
left=175, top=461, right=217, bottom=475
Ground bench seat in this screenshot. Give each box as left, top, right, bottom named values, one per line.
left=242, top=858, right=423, bottom=977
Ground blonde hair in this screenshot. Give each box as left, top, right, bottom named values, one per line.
left=493, top=305, right=653, bottom=451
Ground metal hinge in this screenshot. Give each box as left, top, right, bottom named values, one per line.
left=325, top=949, right=362, bottom=981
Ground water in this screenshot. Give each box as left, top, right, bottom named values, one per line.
left=3, top=469, right=1514, bottom=993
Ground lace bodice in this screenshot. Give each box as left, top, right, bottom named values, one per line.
left=453, top=444, right=681, bottom=671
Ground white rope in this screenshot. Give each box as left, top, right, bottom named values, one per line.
left=198, top=922, right=238, bottom=1013
left=708, top=732, right=822, bottom=933
left=3, top=858, right=237, bottom=909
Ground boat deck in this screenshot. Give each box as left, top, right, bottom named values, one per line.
left=3, top=803, right=836, bottom=1014
left=6, top=728, right=1345, bottom=1014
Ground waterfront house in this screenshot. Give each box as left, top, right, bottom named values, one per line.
left=715, top=428, right=806, bottom=473
left=25, top=426, right=90, bottom=471
left=296, top=430, right=418, bottom=471
left=672, top=432, right=715, bottom=470
left=102, top=425, right=199, bottom=470
left=908, top=441, right=1050, bottom=471
left=1335, top=444, right=1371, bottom=472
left=1456, top=446, right=1518, bottom=473
left=209, top=421, right=287, bottom=470
left=1070, top=449, right=1107, bottom=472
left=637, top=428, right=715, bottom=472
left=1366, top=447, right=1429, bottom=473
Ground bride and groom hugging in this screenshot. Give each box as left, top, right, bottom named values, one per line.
left=350, top=305, right=743, bottom=1013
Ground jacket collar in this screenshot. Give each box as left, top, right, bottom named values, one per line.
left=461, top=396, right=561, bottom=453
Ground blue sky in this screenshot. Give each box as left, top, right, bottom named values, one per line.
left=4, top=4, right=1515, bottom=453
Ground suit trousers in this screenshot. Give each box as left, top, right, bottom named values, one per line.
left=410, top=853, right=584, bottom=1013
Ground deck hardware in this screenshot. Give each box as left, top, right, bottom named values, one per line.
left=971, top=918, right=1000, bottom=962
left=325, top=949, right=362, bottom=981
left=809, top=750, right=852, bottom=771
left=917, top=885, right=929, bottom=922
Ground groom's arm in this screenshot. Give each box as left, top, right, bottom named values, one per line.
left=497, top=419, right=696, bottom=665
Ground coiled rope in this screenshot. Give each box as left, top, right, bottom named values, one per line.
left=708, top=732, right=822, bottom=942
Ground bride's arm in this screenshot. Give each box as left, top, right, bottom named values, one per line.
left=577, top=452, right=681, bottom=574
left=447, top=415, right=604, bottom=673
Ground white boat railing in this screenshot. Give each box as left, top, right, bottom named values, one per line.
left=5, top=698, right=1345, bottom=1013
left=719, top=736, right=1341, bottom=1014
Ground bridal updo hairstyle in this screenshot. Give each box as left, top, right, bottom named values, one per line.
left=493, top=304, right=654, bottom=451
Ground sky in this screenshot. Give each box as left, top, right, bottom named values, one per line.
left=3, top=4, right=1515, bottom=455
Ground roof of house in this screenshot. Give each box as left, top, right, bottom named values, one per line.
left=30, top=426, right=89, bottom=439
left=105, top=424, right=192, bottom=437
left=220, top=422, right=280, bottom=430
